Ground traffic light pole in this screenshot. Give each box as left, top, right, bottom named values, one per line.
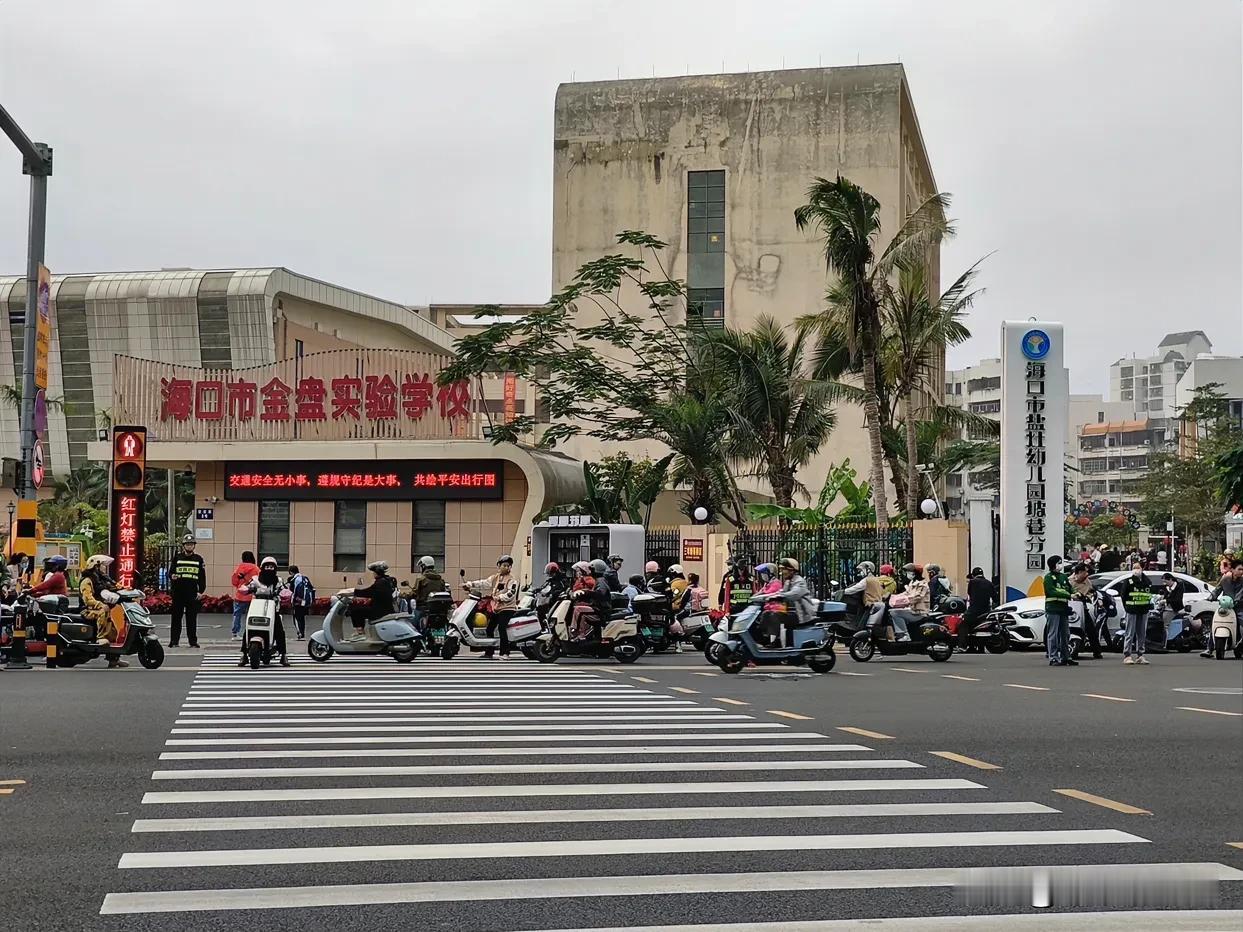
left=0, top=103, right=53, bottom=502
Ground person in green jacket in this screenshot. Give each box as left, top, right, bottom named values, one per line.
left=1043, top=555, right=1075, bottom=666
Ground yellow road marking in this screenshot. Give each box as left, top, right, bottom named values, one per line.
left=713, top=697, right=749, bottom=706
left=1082, top=693, right=1135, bottom=703
left=692, top=671, right=719, bottom=677
left=942, top=674, right=980, bottom=682
left=836, top=726, right=894, bottom=740
left=1053, top=789, right=1151, bottom=815
left=0, top=780, right=27, bottom=786
left=769, top=710, right=813, bottom=721
left=1004, top=683, right=1050, bottom=691
left=631, top=676, right=657, bottom=684
left=1177, top=706, right=1242, bottom=717
left=930, top=751, right=1001, bottom=771
left=0, top=789, right=13, bottom=796
left=670, top=687, right=698, bottom=695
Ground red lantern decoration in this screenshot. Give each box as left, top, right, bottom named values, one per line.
left=1111, top=515, right=1126, bottom=528
left=1077, top=516, right=1091, bottom=527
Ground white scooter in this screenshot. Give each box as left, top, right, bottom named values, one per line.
left=308, top=590, right=424, bottom=663
left=241, top=581, right=286, bottom=669
left=1206, top=596, right=1242, bottom=660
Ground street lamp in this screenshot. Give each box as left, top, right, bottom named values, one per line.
left=5, top=500, right=15, bottom=558
left=692, top=506, right=709, bottom=523
left=920, top=498, right=940, bottom=518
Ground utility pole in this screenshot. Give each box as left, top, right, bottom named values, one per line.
left=1, top=103, right=53, bottom=502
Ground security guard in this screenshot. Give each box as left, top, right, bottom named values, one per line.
left=169, top=534, right=207, bottom=647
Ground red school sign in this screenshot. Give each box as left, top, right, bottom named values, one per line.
left=158, top=373, right=472, bottom=424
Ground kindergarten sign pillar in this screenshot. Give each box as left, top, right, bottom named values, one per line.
left=999, top=321, right=1068, bottom=602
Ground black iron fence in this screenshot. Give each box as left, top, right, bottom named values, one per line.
left=733, top=523, right=914, bottom=599
left=644, top=528, right=681, bottom=570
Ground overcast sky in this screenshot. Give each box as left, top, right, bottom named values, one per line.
left=1, top=0, right=1239, bottom=393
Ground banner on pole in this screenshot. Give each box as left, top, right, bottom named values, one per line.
left=35, top=264, right=52, bottom=391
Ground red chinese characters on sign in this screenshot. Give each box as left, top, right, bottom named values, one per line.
left=115, top=494, right=141, bottom=588
left=413, top=471, right=497, bottom=488
left=315, top=473, right=403, bottom=489
left=158, top=372, right=472, bottom=425
left=227, top=473, right=313, bottom=489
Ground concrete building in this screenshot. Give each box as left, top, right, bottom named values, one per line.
left=1075, top=417, right=1168, bottom=510
left=551, top=64, right=940, bottom=503
left=1174, top=354, right=1243, bottom=455
left=1109, top=331, right=1212, bottom=427
left=0, top=269, right=582, bottom=588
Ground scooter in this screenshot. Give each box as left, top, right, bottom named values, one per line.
left=308, top=591, right=424, bottom=663
left=708, top=596, right=836, bottom=674
left=509, top=581, right=564, bottom=661
left=535, top=591, right=646, bottom=664
left=632, top=592, right=676, bottom=653
left=1166, top=608, right=1206, bottom=653
left=848, top=599, right=954, bottom=662
left=241, top=582, right=285, bottom=669
left=1206, top=597, right=1242, bottom=660
left=28, top=588, right=163, bottom=669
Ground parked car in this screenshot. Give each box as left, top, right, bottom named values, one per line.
left=991, top=571, right=1215, bottom=651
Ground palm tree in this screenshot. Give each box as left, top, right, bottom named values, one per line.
left=795, top=176, right=953, bottom=528
left=657, top=393, right=747, bottom=527
left=53, top=463, right=109, bottom=509
left=881, top=258, right=982, bottom=516
left=698, top=314, right=839, bottom=507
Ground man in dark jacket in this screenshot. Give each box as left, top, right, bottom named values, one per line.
left=1098, top=546, right=1123, bottom=574
left=604, top=555, right=624, bottom=593
left=961, top=567, right=995, bottom=650
left=350, top=560, right=397, bottom=639
left=168, top=535, right=206, bottom=648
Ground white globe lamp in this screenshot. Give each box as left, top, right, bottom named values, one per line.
left=920, top=498, right=938, bottom=518
left=693, top=506, right=709, bottom=522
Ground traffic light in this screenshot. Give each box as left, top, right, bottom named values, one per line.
left=112, top=427, right=147, bottom=490
left=110, top=426, right=147, bottom=588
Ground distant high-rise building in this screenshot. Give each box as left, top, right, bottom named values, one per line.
left=1109, top=331, right=1212, bottom=426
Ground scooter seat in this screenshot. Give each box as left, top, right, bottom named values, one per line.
left=374, top=612, right=414, bottom=624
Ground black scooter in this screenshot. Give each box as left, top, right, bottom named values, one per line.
left=23, top=589, right=164, bottom=669
left=848, top=599, right=954, bottom=662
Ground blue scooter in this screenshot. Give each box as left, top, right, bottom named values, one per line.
left=708, top=595, right=839, bottom=674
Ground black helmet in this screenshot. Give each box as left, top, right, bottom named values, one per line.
left=45, top=555, right=68, bottom=572
left=497, top=554, right=514, bottom=566
left=367, top=560, right=390, bottom=575
left=590, top=558, right=609, bottom=576
left=608, top=554, right=623, bottom=565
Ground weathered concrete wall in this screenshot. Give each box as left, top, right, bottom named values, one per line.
left=551, top=65, right=940, bottom=504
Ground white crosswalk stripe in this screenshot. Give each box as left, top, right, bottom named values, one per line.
left=100, top=653, right=1243, bottom=928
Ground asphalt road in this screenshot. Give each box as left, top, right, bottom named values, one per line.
left=1, top=637, right=1240, bottom=932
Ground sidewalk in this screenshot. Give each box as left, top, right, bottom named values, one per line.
left=154, top=612, right=315, bottom=650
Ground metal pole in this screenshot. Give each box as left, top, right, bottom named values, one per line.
left=168, top=467, right=176, bottom=537
left=18, top=172, right=47, bottom=500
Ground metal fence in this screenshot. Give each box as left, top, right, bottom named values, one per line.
left=644, top=528, right=681, bottom=570
left=733, top=524, right=914, bottom=599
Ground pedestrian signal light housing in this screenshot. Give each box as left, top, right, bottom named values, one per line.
left=113, top=428, right=147, bottom=491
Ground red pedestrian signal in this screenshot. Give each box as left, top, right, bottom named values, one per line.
left=112, top=427, right=147, bottom=491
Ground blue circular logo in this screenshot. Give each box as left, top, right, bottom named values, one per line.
left=1021, top=329, right=1051, bottom=360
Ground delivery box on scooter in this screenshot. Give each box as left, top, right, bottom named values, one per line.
left=507, top=613, right=542, bottom=642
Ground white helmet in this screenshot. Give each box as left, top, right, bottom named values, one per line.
left=417, top=556, right=435, bottom=571
left=260, top=555, right=278, bottom=569
left=85, top=554, right=114, bottom=571
left=667, top=564, right=685, bottom=577
left=856, top=561, right=876, bottom=578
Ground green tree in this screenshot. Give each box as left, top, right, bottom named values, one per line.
left=553, top=452, right=674, bottom=526
left=747, top=460, right=874, bottom=525
left=1139, top=384, right=1242, bottom=550
left=698, top=314, right=840, bottom=507
left=880, top=258, right=982, bottom=515
left=796, top=176, right=952, bottom=527
left=1217, top=440, right=1243, bottom=509
left=438, top=232, right=749, bottom=526
left=53, top=463, right=109, bottom=509
left=1066, top=515, right=1136, bottom=552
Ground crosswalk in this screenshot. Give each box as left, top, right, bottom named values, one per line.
left=101, top=653, right=1243, bottom=928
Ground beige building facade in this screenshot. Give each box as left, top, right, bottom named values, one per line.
left=551, top=65, right=941, bottom=506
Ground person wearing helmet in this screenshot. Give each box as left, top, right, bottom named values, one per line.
left=842, top=561, right=882, bottom=620
left=901, top=563, right=931, bottom=614
left=168, top=534, right=206, bottom=648
left=878, top=564, right=898, bottom=598
left=666, top=564, right=692, bottom=616
left=925, top=563, right=951, bottom=612
left=604, top=555, right=624, bottom=593
left=776, top=557, right=817, bottom=646
left=238, top=556, right=291, bottom=666
left=1205, top=558, right=1243, bottom=658
left=584, top=558, right=615, bottom=639
left=568, top=560, right=601, bottom=640
left=410, top=556, right=447, bottom=633
left=719, top=554, right=754, bottom=615
left=464, top=555, right=519, bottom=658
left=540, top=561, right=570, bottom=604
left=348, top=560, right=398, bottom=642
left=80, top=555, right=126, bottom=667
left=29, top=555, right=69, bottom=597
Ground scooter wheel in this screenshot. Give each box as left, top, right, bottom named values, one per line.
left=718, top=652, right=746, bottom=674
left=307, top=640, right=333, bottom=662
left=248, top=642, right=263, bottom=670
left=391, top=643, right=417, bottom=663
left=441, top=641, right=460, bottom=660
left=614, top=638, right=643, bottom=664
left=849, top=639, right=875, bottom=662
left=520, top=643, right=539, bottom=661
left=535, top=640, right=560, bottom=663
left=1216, top=636, right=1226, bottom=660
left=928, top=641, right=953, bottom=662
left=807, top=649, right=835, bottom=674
left=138, top=640, right=164, bottom=670
left=985, top=636, right=1009, bottom=654
left=705, top=643, right=725, bottom=665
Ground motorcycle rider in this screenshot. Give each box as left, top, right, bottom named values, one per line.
left=80, top=554, right=126, bottom=668
left=604, top=555, right=624, bottom=593
left=466, top=555, right=519, bottom=659
left=569, top=561, right=597, bottom=640
left=962, top=566, right=996, bottom=651
left=168, top=534, right=206, bottom=649
left=411, top=556, right=448, bottom=632
left=719, top=557, right=754, bottom=615
left=349, top=560, right=398, bottom=641
left=588, top=558, right=615, bottom=638
left=237, top=556, right=290, bottom=666
left=775, top=557, right=817, bottom=648
left=901, top=563, right=931, bottom=614
left=1069, top=562, right=1103, bottom=660
left=842, top=561, right=882, bottom=621
left=877, top=564, right=898, bottom=598
left=1113, top=560, right=1153, bottom=665
left=644, top=560, right=666, bottom=592
left=667, top=564, right=691, bottom=616
left=926, top=563, right=951, bottom=612
left=29, top=555, right=69, bottom=597
left=1205, top=558, right=1243, bottom=659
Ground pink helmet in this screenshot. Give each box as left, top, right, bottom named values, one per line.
left=644, top=560, right=660, bottom=573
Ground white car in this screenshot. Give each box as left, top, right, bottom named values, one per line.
left=991, top=571, right=1216, bottom=650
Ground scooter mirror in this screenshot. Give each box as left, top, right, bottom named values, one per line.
left=459, top=569, right=466, bottom=578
